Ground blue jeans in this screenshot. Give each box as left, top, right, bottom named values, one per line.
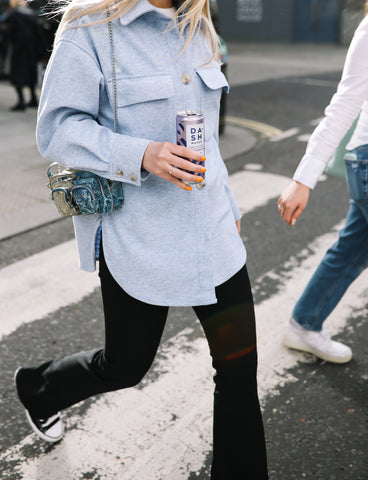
left=293, top=145, right=368, bottom=331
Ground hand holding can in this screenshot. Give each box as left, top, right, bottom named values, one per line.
left=176, top=110, right=206, bottom=189
left=142, top=141, right=206, bottom=191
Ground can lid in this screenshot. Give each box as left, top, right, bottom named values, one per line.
left=177, top=109, right=203, bottom=117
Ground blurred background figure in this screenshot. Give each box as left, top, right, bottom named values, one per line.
left=0, top=0, right=46, bottom=111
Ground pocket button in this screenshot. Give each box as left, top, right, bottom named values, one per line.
left=130, top=174, right=137, bottom=181
left=116, top=170, right=124, bottom=177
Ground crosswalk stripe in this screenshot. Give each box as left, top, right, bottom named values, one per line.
left=0, top=240, right=99, bottom=341
left=229, top=169, right=291, bottom=213
left=3, top=167, right=366, bottom=479
left=269, top=128, right=300, bottom=143
left=2, top=219, right=367, bottom=479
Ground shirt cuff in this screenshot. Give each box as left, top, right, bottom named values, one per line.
left=293, top=154, right=329, bottom=189
left=109, top=135, right=152, bottom=186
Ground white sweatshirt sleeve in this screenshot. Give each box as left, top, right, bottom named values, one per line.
left=293, top=15, right=368, bottom=189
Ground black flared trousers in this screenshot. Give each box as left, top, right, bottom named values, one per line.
left=18, top=246, right=268, bottom=479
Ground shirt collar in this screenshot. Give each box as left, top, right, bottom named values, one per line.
left=119, top=0, right=171, bottom=26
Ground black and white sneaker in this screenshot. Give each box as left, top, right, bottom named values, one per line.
left=14, top=367, right=64, bottom=443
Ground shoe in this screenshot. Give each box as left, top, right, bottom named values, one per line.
left=283, top=319, right=352, bottom=364
left=10, top=103, right=26, bottom=111
left=27, top=99, right=38, bottom=108
left=14, top=367, right=64, bottom=443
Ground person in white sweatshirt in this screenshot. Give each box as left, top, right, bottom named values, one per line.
left=278, top=5, right=368, bottom=364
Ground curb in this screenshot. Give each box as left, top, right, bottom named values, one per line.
left=0, top=121, right=258, bottom=242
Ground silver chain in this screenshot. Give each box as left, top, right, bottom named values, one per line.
left=107, top=13, right=118, bottom=134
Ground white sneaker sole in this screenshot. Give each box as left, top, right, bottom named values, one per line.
left=14, top=367, right=64, bottom=443
left=283, top=331, right=353, bottom=364
left=24, top=409, right=64, bottom=443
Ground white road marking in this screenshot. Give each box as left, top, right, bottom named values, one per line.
left=244, top=163, right=263, bottom=171
left=310, top=117, right=324, bottom=126
left=3, top=169, right=365, bottom=479
left=2, top=220, right=367, bottom=480
left=229, top=170, right=291, bottom=213
left=0, top=241, right=99, bottom=341
left=269, top=128, right=300, bottom=143
left=297, top=133, right=312, bottom=143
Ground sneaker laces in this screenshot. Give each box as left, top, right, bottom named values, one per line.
left=38, top=414, right=60, bottom=430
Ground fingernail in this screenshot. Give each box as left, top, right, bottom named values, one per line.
left=200, top=167, right=206, bottom=173
left=201, top=156, right=206, bottom=161
left=185, top=186, right=192, bottom=191
left=196, top=177, right=204, bottom=182
left=291, top=219, right=296, bottom=226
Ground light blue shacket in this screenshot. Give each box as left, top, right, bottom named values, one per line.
left=37, top=0, right=247, bottom=306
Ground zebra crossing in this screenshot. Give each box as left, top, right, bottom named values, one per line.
left=1, top=166, right=366, bottom=480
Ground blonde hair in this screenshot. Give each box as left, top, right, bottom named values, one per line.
left=366, top=1, right=368, bottom=14
left=10, top=0, right=26, bottom=7
left=55, top=0, right=218, bottom=59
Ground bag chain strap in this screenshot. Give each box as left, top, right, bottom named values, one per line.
left=52, top=14, right=117, bottom=176
left=107, top=13, right=118, bottom=134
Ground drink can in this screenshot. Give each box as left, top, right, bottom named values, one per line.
left=176, top=110, right=206, bottom=188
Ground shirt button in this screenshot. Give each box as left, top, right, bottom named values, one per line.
left=181, top=73, right=191, bottom=85
left=116, top=170, right=123, bottom=177
left=130, top=174, right=137, bottom=181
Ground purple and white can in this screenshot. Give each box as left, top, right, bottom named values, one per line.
left=176, top=110, right=206, bottom=188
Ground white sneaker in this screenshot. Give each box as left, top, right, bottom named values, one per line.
left=14, top=368, right=64, bottom=443
left=24, top=410, right=64, bottom=443
left=283, top=319, right=352, bottom=364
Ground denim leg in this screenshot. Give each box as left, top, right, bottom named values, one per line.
left=293, top=199, right=368, bottom=331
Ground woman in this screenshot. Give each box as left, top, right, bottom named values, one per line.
left=278, top=4, right=368, bottom=364
left=14, top=0, right=269, bottom=478
left=1, top=0, right=45, bottom=110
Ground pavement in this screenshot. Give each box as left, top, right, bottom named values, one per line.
left=0, top=43, right=348, bottom=241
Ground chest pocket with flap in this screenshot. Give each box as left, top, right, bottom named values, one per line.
left=195, top=66, right=229, bottom=138
left=107, top=73, right=175, bottom=137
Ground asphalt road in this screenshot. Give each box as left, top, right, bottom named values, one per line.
left=1, top=70, right=367, bottom=479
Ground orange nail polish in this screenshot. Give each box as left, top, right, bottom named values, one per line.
left=200, top=167, right=206, bottom=173
left=201, top=156, right=206, bottom=161
left=196, top=177, right=204, bottom=182
left=185, top=186, right=192, bottom=191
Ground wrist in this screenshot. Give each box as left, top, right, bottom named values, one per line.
left=294, top=180, right=310, bottom=191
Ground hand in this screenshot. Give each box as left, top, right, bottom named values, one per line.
left=278, top=180, right=310, bottom=226
left=142, top=142, right=206, bottom=191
